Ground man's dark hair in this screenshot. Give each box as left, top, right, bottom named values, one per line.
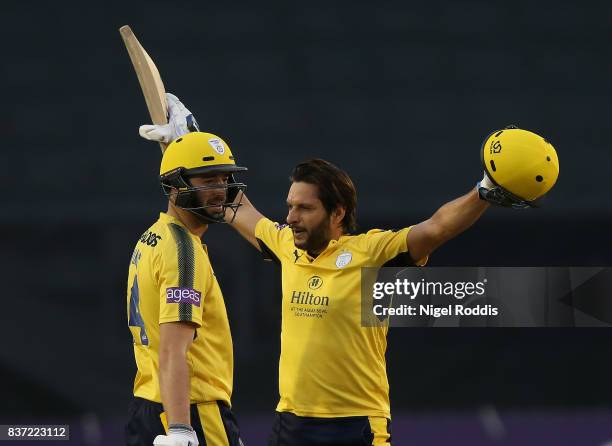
left=290, top=159, right=357, bottom=233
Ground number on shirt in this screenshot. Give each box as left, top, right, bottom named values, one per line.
left=128, top=276, right=149, bottom=345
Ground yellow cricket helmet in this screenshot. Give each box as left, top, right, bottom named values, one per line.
left=481, top=126, right=559, bottom=207
left=160, top=132, right=247, bottom=223
left=160, top=131, right=246, bottom=177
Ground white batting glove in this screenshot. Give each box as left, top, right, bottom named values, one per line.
left=478, top=172, right=495, bottom=191
left=139, top=93, right=200, bottom=144
left=153, top=423, right=199, bottom=446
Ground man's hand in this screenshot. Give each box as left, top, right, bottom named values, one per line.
left=153, top=424, right=199, bottom=446
left=476, top=173, right=531, bottom=208
left=139, top=93, right=199, bottom=143
left=477, top=173, right=495, bottom=191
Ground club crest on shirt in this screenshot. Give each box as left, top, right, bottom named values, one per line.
left=335, top=251, right=352, bottom=269
left=208, top=138, right=225, bottom=155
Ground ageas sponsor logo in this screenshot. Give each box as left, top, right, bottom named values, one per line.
left=166, top=287, right=202, bottom=306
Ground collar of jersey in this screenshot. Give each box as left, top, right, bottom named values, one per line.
left=158, top=212, right=208, bottom=251
left=159, top=212, right=187, bottom=229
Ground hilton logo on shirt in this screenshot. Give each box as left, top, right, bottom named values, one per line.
left=290, top=289, right=330, bottom=319
left=307, top=276, right=323, bottom=290
left=290, top=291, right=329, bottom=306
left=290, top=277, right=330, bottom=318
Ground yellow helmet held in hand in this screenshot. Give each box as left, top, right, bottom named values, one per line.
left=481, top=126, right=559, bottom=207
left=160, top=132, right=247, bottom=223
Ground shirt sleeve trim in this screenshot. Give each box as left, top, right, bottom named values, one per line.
left=159, top=316, right=202, bottom=328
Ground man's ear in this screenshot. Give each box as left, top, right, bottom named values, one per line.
left=332, top=206, right=346, bottom=227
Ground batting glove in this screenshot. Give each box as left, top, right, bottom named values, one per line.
left=139, top=93, right=200, bottom=144
left=153, top=423, right=199, bottom=446
left=478, top=173, right=495, bottom=191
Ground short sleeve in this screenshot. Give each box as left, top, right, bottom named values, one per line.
left=157, top=223, right=205, bottom=327
left=366, top=227, right=428, bottom=267
left=254, top=217, right=293, bottom=264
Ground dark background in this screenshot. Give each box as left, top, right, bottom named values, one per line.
left=2, top=0, right=611, bottom=443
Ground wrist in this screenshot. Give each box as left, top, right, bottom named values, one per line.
left=168, top=423, right=194, bottom=433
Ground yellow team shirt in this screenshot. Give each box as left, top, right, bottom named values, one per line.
left=255, top=217, right=424, bottom=418
left=127, top=212, right=233, bottom=405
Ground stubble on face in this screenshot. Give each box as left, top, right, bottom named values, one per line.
left=191, top=174, right=228, bottom=218
left=292, top=212, right=332, bottom=256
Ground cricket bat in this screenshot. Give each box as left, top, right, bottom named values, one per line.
left=119, top=25, right=168, bottom=153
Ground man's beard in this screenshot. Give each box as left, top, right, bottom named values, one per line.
left=191, top=192, right=227, bottom=222
left=293, top=215, right=331, bottom=256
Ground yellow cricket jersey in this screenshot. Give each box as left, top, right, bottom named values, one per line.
left=255, top=217, right=425, bottom=419
left=127, top=212, right=233, bottom=405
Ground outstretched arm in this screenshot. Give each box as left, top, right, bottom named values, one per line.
left=407, top=188, right=489, bottom=262
left=226, top=192, right=265, bottom=251
left=407, top=125, right=561, bottom=263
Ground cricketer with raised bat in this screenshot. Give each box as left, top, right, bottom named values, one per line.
left=127, top=95, right=247, bottom=446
